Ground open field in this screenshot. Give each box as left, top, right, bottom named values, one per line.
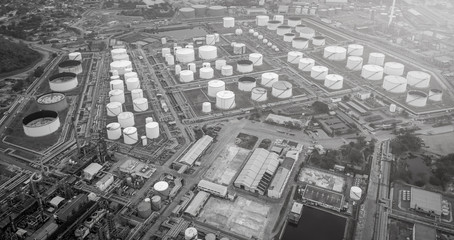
left=204, top=144, right=250, bottom=185
left=298, top=168, right=346, bottom=192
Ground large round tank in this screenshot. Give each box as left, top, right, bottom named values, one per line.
left=273, top=15, right=284, bottom=23
left=323, top=46, right=347, bottom=61
left=180, top=70, right=194, bottom=83
left=233, top=43, right=246, bottom=55
left=237, top=60, right=253, bottom=73
left=154, top=181, right=170, bottom=196
left=106, top=122, right=121, bottom=140
left=198, top=45, right=217, bottom=60
left=208, top=80, right=226, bottom=97
left=238, top=76, right=257, bottom=92
left=298, top=58, right=315, bottom=72
left=106, top=102, right=123, bottom=117
left=205, top=34, right=216, bottom=45
left=146, top=122, right=160, bottom=139
left=299, top=27, right=315, bottom=39
left=312, top=36, right=326, bottom=46
left=58, top=60, right=82, bottom=74
left=346, top=56, right=363, bottom=71
left=283, top=33, right=296, bottom=42
left=267, top=20, right=282, bottom=30
left=202, top=102, right=212, bottom=113
left=207, top=5, right=226, bottom=16
left=112, top=53, right=129, bottom=62
left=36, top=92, right=68, bottom=112
left=22, top=111, right=60, bottom=137
left=137, top=199, right=152, bottom=218
left=151, top=195, right=162, bottom=211
left=292, top=37, right=309, bottom=49
left=406, top=90, right=428, bottom=107
left=287, top=51, right=303, bottom=64
left=295, top=24, right=306, bottom=33
left=185, top=227, right=198, bottom=240
left=133, top=98, right=148, bottom=112
left=131, top=89, right=143, bottom=101
left=162, top=48, right=171, bottom=57
left=406, top=71, right=431, bottom=88
left=179, top=7, right=195, bottom=18
left=200, top=67, right=214, bottom=79
left=324, top=74, right=344, bottom=90
left=223, top=17, right=235, bottom=28
left=429, top=89, right=442, bottom=101
left=49, top=72, right=78, bottom=92
left=350, top=186, right=362, bottom=201
left=110, top=80, right=124, bottom=91
left=249, top=53, right=263, bottom=66
left=216, top=91, right=236, bottom=110
left=368, top=52, right=386, bottom=66
left=287, top=17, right=302, bottom=27
left=215, top=59, right=227, bottom=70
left=175, top=48, right=195, bottom=63
left=384, top=62, right=405, bottom=76
left=361, top=65, right=384, bottom=81
left=311, top=66, right=329, bottom=80
left=110, top=60, right=132, bottom=75
left=192, top=4, right=207, bottom=17
left=205, top=233, right=216, bottom=240
left=251, top=87, right=268, bottom=102
left=69, top=52, right=82, bottom=61
left=382, top=75, right=407, bottom=93
left=221, top=65, right=233, bottom=76
left=347, top=44, right=364, bottom=56
left=126, top=78, right=140, bottom=91
left=124, top=72, right=138, bottom=80
left=117, top=112, right=135, bottom=128
left=109, top=89, right=125, bottom=104
left=276, top=25, right=292, bottom=36
left=272, top=81, right=293, bottom=99
left=256, top=15, right=270, bottom=26
left=261, top=72, right=279, bottom=87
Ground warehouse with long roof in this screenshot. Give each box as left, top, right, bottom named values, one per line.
left=410, top=187, right=442, bottom=216
left=178, top=135, right=213, bottom=166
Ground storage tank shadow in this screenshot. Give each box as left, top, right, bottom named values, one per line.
left=22, top=110, right=60, bottom=137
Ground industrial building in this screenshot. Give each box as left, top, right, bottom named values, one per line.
left=178, top=135, right=213, bottom=166
left=314, top=113, right=352, bottom=136
left=95, top=173, right=114, bottom=191
left=267, top=157, right=295, bottom=199
left=83, top=163, right=103, bottom=181
left=184, top=191, right=210, bottom=217
left=54, top=194, right=89, bottom=222
left=197, top=180, right=228, bottom=198
left=410, top=187, right=443, bottom=216
left=118, top=159, right=155, bottom=178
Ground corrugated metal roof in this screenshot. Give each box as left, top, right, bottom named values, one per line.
left=184, top=191, right=210, bottom=217
left=197, top=180, right=227, bottom=197
left=179, top=135, right=213, bottom=166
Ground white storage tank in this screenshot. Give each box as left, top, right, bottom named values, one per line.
left=323, top=46, right=347, bottom=61
left=235, top=29, right=243, bottom=35
left=324, top=74, right=344, bottom=90
left=124, top=72, right=138, bottom=80
left=267, top=20, right=282, bottom=30
left=384, top=62, right=405, bottom=76
left=389, top=104, right=397, bottom=113
left=205, top=34, right=216, bottom=45
left=346, top=56, right=363, bottom=71
left=299, top=27, right=315, bottom=39
left=110, top=60, right=132, bottom=76
left=117, top=112, right=135, bottom=128
left=180, top=70, right=194, bottom=82
left=151, top=195, right=162, bottom=211
left=154, top=181, right=170, bottom=197
left=292, top=37, right=309, bottom=49
left=361, top=65, right=384, bottom=81
left=276, top=25, right=292, bottom=36
left=216, top=91, right=236, bottom=110
left=368, top=52, right=386, bottom=66
left=165, top=54, right=175, bottom=66
left=123, top=127, right=138, bottom=145
left=110, top=80, right=124, bottom=91
left=406, top=71, right=431, bottom=88
left=312, top=36, right=326, bottom=46
left=223, top=17, right=235, bottom=28
left=110, top=70, right=119, bottom=77
left=298, top=58, right=315, bottom=72
left=49, top=72, right=78, bottom=92
left=192, top=4, right=207, bottom=17
left=214, top=33, right=220, bottom=43
left=58, top=60, right=83, bottom=75
left=199, top=45, right=217, bottom=60
left=273, top=15, right=284, bottom=23
left=131, top=89, right=143, bottom=100
left=261, top=72, right=279, bottom=87
left=106, top=102, right=123, bottom=117
left=256, top=15, right=270, bottom=26
left=162, top=48, right=171, bottom=57
left=112, top=53, right=129, bottom=62
left=249, top=53, right=263, bottom=66
left=161, top=37, right=167, bottom=45
left=221, top=65, right=233, bottom=76
left=179, top=7, right=195, bottom=18
left=208, top=80, right=226, bottom=97
left=382, top=75, right=407, bottom=93
left=69, top=52, right=82, bottom=61
left=207, top=5, right=226, bottom=16
left=283, top=33, right=296, bottom=42
left=238, top=76, right=257, bottom=91
left=36, top=92, right=68, bottom=112
left=428, top=89, right=442, bottom=101
left=141, top=136, right=148, bottom=146
left=311, top=66, right=329, bottom=80
left=347, top=44, right=364, bottom=56
left=185, top=227, right=198, bottom=240
left=133, top=98, right=148, bottom=112
left=237, top=60, right=253, bottom=73
left=202, top=102, right=212, bottom=113
left=175, top=64, right=182, bottom=75
left=287, top=17, right=301, bottom=27
left=146, top=122, right=160, bottom=139
left=287, top=51, right=303, bottom=64
left=188, top=63, right=196, bottom=73
left=233, top=43, right=246, bottom=55
left=145, top=117, right=154, bottom=124
left=200, top=67, right=214, bottom=79
left=176, top=48, right=195, bottom=63
left=272, top=81, right=293, bottom=99
left=22, top=111, right=60, bottom=137
left=202, top=62, right=211, bottom=68
left=263, top=39, right=269, bottom=44
left=251, top=87, right=268, bottom=102
left=295, top=24, right=306, bottom=33
left=106, top=122, right=121, bottom=140
left=406, top=90, right=428, bottom=107
left=109, top=89, right=125, bottom=104
left=215, top=59, right=227, bottom=70
left=350, top=186, right=362, bottom=201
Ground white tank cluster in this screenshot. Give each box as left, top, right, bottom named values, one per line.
left=276, top=25, right=292, bottom=36
left=368, top=52, right=386, bottom=66
left=299, top=27, right=315, bottom=39
left=49, top=72, right=78, bottom=92
left=58, top=60, right=83, bottom=75
left=238, top=76, right=257, bottom=91
left=199, top=45, right=217, bottom=60
left=133, top=98, right=148, bottom=112
left=117, top=112, right=135, bottom=128
left=22, top=110, right=60, bottom=137
left=272, top=81, right=293, bottom=99
left=361, top=65, right=384, bottom=81
left=216, top=91, right=236, bottom=110
left=323, top=46, right=347, bottom=61
left=202, top=102, right=212, bottom=113
left=267, top=20, right=282, bottom=30
left=146, top=122, right=160, bottom=139
left=292, top=37, right=309, bottom=49
left=237, top=60, right=253, bottom=73
left=106, top=122, right=121, bottom=140
left=283, top=33, right=296, bottom=42
left=131, top=89, right=143, bottom=100
left=223, top=17, right=235, bottom=28
left=287, top=17, right=302, bottom=27
left=208, top=80, right=225, bottom=97
left=324, top=74, right=344, bottom=90
left=175, top=48, right=195, bottom=63
left=312, top=36, right=326, bottom=46
left=123, top=127, right=138, bottom=145
left=256, top=15, right=270, bottom=26
left=180, top=70, right=194, bottom=82
left=106, top=102, right=123, bottom=117
left=346, top=56, right=363, bottom=71
left=261, top=72, right=279, bottom=87
left=69, top=52, right=82, bottom=61
left=406, top=90, right=428, bottom=107
left=200, top=67, right=214, bottom=79
left=109, top=89, right=125, bottom=103
left=249, top=53, right=263, bottom=66
left=311, top=66, right=329, bottom=80
left=429, top=89, right=443, bottom=101
left=110, top=60, right=132, bottom=76
left=251, top=87, right=268, bottom=102
left=347, top=44, right=364, bottom=56
left=406, top=71, right=431, bottom=88
left=287, top=51, right=303, bottom=64
left=299, top=58, right=315, bottom=72
left=384, top=62, right=405, bottom=76
left=382, top=75, right=407, bottom=93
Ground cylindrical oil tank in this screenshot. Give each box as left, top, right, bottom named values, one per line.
left=208, top=80, right=225, bottom=97
left=110, top=70, right=119, bottom=77
left=109, top=89, right=125, bottom=104
left=299, top=27, right=315, bottom=39
left=283, top=33, right=296, bottom=42
left=346, top=56, right=363, bottom=71
left=154, top=181, right=170, bottom=196
left=215, top=59, right=227, bottom=70
left=202, top=62, right=211, bottom=68
left=112, top=53, right=129, bottom=62
left=384, top=62, right=405, bottom=76
left=382, top=75, right=407, bottom=93
left=261, top=72, right=279, bottom=87
left=295, top=24, right=306, bottom=33
left=141, top=136, right=147, bottom=146
left=58, top=60, right=82, bottom=74
left=200, top=67, right=214, bottom=79
left=22, top=111, right=60, bottom=137
left=146, top=122, right=160, bottom=139
left=124, top=72, right=138, bottom=80
left=165, top=54, right=175, bottom=66
left=347, top=44, right=364, bottom=56
left=361, top=65, right=384, bottom=81
left=407, top=71, right=431, bottom=88
left=69, top=52, right=82, bottom=61
left=251, top=87, right=268, bottom=102
left=180, top=70, right=194, bottom=83
left=350, top=186, right=362, bottom=201
left=179, top=7, right=195, bottom=18
left=292, top=37, right=309, bottom=49
left=389, top=104, right=397, bottom=113
left=162, top=48, right=171, bottom=57
left=111, top=48, right=127, bottom=57
left=202, top=102, right=212, bottom=113
left=106, top=102, right=123, bottom=117
left=205, top=233, right=216, bottom=240
left=429, top=89, right=442, bottom=101
left=221, top=65, right=233, bottom=76
left=205, top=34, right=216, bottom=45
left=110, top=80, right=124, bottom=91
left=276, top=25, right=292, bottom=36
left=368, top=52, right=386, bottom=66
left=263, top=39, right=269, bottom=44
left=272, top=81, right=293, bottom=98
left=312, top=36, right=326, bottom=46
left=223, top=17, right=235, bottom=28
left=323, top=46, right=347, bottom=61
left=233, top=43, right=246, bottom=55
left=133, top=98, right=148, bottom=112
left=238, top=76, right=257, bottom=91
left=249, top=53, right=263, bottom=66
left=117, top=112, right=134, bottom=128
left=237, top=60, right=253, bottom=73
left=188, top=63, right=196, bottom=73
left=298, top=58, right=315, bottom=72
left=216, top=91, right=236, bottom=110
left=235, top=29, right=243, bottom=35
left=36, top=92, right=68, bottom=112
left=110, top=60, right=132, bottom=75
left=267, top=20, right=281, bottom=30
left=406, top=90, right=428, bottom=107
left=207, top=6, right=226, bottom=16
left=145, top=117, right=153, bottom=124
left=137, top=199, right=152, bottom=218
left=110, top=75, right=120, bottom=81
left=274, top=15, right=284, bottom=23
left=174, top=46, right=182, bottom=53
left=287, top=17, right=301, bottom=27
left=151, top=195, right=162, bottom=211
left=106, top=122, right=121, bottom=140
left=256, top=15, right=269, bottom=26
left=192, top=4, right=207, bottom=17
left=49, top=72, right=78, bottom=92
left=175, top=48, right=195, bottom=63
left=287, top=51, right=303, bottom=64
left=185, top=227, right=198, bottom=240
left=126, top=77, right=140, bottom=91
left=324, top=74, right=344, bottom=90
left=175, top=65, right=182, bottom=75
left=311, top=66, right=329, bottom=80
left=199, top=45, right=217, bottom=60
left=131, top=89, right=143, bottom=100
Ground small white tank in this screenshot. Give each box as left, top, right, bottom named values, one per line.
left=215, top=59, right=227, bottom=70
left=361, top=65, right=384, bottom=81
left=162, top=48, right=171, bottom=57
left=109, top=89, right=125, bottom=104
left=146, top=122, right=160, bottom=139
left=233, top=43, right=246, bottom=55
left=208, top=80, right=226, bottom=97
left=256, top=15, right=270, bottom=26
left=298, top=58, right=315, bottom=72
left=382, top=75, right=407, bottom=93
left=175, top=48, right=195, bottom=63
left=346, top=56, right=363, bottom=71
left=202, top=102, right=212, bottom=113
left=145, top=117, right=153, bottom=124
left=117, top=112, right=135, bottom=128
left=324, top=74, right=344, bottom=90
left=235, top=28, right=243, bottom=35
left=384, top=62, right=405, bottom=76
left=429, top=89, right=442, bottom=101
left=175, top=64, right=182, bottom=75
left=389, top=104, right=397, bottom=113
left=123, top=127, right=138, bottom=145
left=311, top=66, right=329, bottom=80
left=161, top=37, right=166, bottom=45
left=165, top=54, right=175, bottom=66
left=124, top=72, right=138, bottom=80
left=287, top=51, right=303, bottom=64
left=110, top=80, right=124, bottom=91
left=106, top=102, right=123, bottom=117
left=238, top=77, right=257, bottom=92
left=131, top=89, right=143, bottom=100
left=223, top=17, right=235, bottom=28
left=251, top=87, right=268, bottom=102
left=407, top=71, right=431, bottom=88
left=216, top=91, right=236, bottom=110
left=199, top=45, right=217, bottom=59
left=249, top=53, right=263, bottom=66
left=237, top=60, right=253, bottom=73
left=188, top=63, right=196, bottom=73
left=406, top=90, right=428, bottom=107
left=312, top=36, right=326, bottom=46
left=323, top=46, right=347, bottom=61
left=283, top=33, right=296, bottom=42
left=347, top=44, right=364, bottom=56
left=292, top=37, right=309, bottom=49
left=202, top=62, right=211, bottom=68
left=185, top=227, right=198, bottom=240
left=272, top=81, right=293, bottom=98
left=368, top=52, right=386, bottom=66
left=276, top=25, right=292, bottom=36
left=221, top=65, right=233, bottom=76
left=69, top=52, right=82, bottom=61
left=126, top=78, right=140, bottom=91
left=180, top=70, right=194, bottom=82
left=141, top=136, right=148, bottom=146
left=133, top=98, right=148, bottom=112
left=261, top=72, right=279, bottom=87
left=106, top=122, right=121, bottom=140
left=200, top=67, right=214, bottom=79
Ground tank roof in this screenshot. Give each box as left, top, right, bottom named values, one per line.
left=238, top=76, right=256, bottom=82
left=59, top=60, right=81, bottom=68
